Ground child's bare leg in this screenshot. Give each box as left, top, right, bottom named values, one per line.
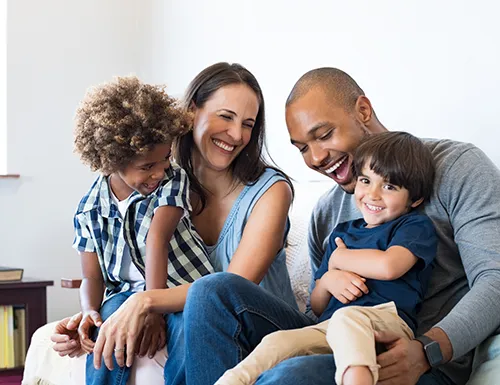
left=215, top=322, right=331, bottom=385
left=343, top=366, right=373, bottom=385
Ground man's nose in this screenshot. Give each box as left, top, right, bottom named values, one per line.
left=310, top=144, right=329, bottom=169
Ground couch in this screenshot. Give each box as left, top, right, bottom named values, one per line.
left=22, top=181, right=332, bottom=385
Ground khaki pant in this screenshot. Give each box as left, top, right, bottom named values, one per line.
left=215, top=302, right=414, bottom=385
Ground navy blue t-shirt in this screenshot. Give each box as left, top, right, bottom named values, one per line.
left=314, top=210, right=437, bottom=332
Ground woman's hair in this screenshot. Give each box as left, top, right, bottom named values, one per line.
left=74, top=76, right=192, bottom=175
left=174, top=62, right=292, bottom=213
left=353, top=131, right=435, bottom=203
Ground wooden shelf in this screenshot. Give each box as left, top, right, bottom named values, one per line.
left=0, top=174, right=20, bottom=178
left=0, top=278, right=53, bottom=379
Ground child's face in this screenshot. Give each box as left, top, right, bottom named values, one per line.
left=115, top=143, right=172, bottom=198
left=354, top=164, right=422, bottom=228
left=191, top=84, right=259, bottom=173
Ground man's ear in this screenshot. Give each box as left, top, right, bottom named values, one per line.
left=410, top=197, right=425, bottom=208
left=355, top=96, right=373, bottom=125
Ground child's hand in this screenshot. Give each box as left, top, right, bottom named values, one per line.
left=51, top=312, right=84, bottom=357
left=328, top=237, right=348, bottom=270
left=321, top=269, right=369, bottom=304
left=78, top=310, right=103, bottom=354
left=136, top=313, right=166, bottom=359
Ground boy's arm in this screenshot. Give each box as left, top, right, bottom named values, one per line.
left=78, top=251, right=104, bottom=352
left=145, top=205, right=184, bottom=290
left=329, top=238, right=418, bottom=280
left=310, top=278, right=331, bottom=317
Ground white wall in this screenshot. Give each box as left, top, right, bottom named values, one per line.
left=159, top=0, right=500, bottom=181
left=0, top=0, right=157, bottom=321
left=2, top=1, right=500, bottom=321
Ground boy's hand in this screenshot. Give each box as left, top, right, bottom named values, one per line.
left=51, top=312, right=84, bottom=357
left=78, top=310, right=103, bottom=354
left=328, top=237, right=348, bottom=270
left=321, top=269, right=369, bottom=304
left=136, top=313, right=166, bottom=358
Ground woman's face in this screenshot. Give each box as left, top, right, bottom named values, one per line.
left=192, top=83, right=259, bottom=173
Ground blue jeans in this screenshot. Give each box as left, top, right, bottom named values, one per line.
left=85, top=292, right=185, bottom=385
left=182, top=272, right=454, bottom=385
left=86, top=291, right=134, bottom=385
left=467, top=333, right=500, bottom=384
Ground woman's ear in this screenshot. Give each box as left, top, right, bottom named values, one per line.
left=410, top=197, right=424, bottom=208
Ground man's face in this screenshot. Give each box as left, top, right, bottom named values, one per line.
left=286, top=88, right=370, bottom=193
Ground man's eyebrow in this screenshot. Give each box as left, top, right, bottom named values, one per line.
left=290, top=122, right=331, bottom=145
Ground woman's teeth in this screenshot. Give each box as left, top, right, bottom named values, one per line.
left=212, top=139, right=235, bottom=152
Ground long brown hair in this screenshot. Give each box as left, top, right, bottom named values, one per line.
left=175, top=62, right=292, bottom=213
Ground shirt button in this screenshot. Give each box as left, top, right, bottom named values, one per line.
left=118, top=246, right=123, bottom=254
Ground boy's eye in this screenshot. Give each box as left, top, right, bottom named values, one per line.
left=384, top=184, right=396, bottom=191
left=358, top=177, right=369, bottom=184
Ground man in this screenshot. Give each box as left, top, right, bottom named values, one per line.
left=183, top=67, right=500, bottom=385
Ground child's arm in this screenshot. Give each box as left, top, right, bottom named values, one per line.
left=311, top=270, right=369, bottom=316
left=145, top=205, right=184, bottom=290
left=329, top=237, right=418, bottom=280
left=78, top=251, right=104, bottom=353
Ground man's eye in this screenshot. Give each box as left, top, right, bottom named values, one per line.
left=299, top=146, right=308, bottom=154
left=319, top=130, right=333, bottom=140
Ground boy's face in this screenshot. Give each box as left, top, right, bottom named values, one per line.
left=354, top=163, right=422, bottom=228
left=114, top=143, right=172, bottom=198
left=286, top=87, right=371, bottom=194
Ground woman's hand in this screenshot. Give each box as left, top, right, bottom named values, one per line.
left=78, top=310, right=103, bottom=354
left=93, top=292, right=151, bottom=370
left=321, top=269, right=369, bottom=304
left=50, top=312, right=84, bottom=357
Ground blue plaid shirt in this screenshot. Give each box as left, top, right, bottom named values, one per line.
left=73, top=162, right=214, bottom=301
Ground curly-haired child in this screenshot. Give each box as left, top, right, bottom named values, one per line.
left=72, top=76, right=213, bottom=385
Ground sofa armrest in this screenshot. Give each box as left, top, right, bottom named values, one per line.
left=60, top=278, right=82, bottom=289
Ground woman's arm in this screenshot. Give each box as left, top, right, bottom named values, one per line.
left=226, top=181, right=293, bottom=284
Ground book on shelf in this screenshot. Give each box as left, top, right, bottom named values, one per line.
left=0, top=266, right=24, bottom=282
left=0, top=305, right=26, bottom=369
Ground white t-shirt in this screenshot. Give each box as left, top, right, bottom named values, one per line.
left=110, top=191, right=145, bottom=292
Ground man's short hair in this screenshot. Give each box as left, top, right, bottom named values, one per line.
left=286, top=68, right=365, bottom=111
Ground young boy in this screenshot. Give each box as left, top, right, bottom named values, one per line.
left=72, top=77, right=213, bottom=384
left=216, top=131, right=437, bottom=385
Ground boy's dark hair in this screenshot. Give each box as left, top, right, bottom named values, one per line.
left=74, top=76, right=191, bottom=175
left=353, top=131, right=435, bottom=203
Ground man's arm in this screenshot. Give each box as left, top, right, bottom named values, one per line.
left=432, top=147, right=500, bottom=360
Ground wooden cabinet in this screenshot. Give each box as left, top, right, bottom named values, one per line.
left=0, top=279, right=53, bottom=377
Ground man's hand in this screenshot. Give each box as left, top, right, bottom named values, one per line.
left=51, top=312, right=84, bottom=357
left=376, top=330, right=429, bottom=385
left=321, top=269, right=369, bottom=304
left=328, top=237, right=348, bottom=270
left=135, top=313, right=166, bottom=358
left=78, top=310, right=103, bottom=354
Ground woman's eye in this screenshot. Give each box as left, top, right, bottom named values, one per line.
left=220, top=114, right=232, bottom=120
left=243, top=122, right=254, bottom=129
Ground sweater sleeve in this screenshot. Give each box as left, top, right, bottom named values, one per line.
left=434, top=147, right=500, bottom=359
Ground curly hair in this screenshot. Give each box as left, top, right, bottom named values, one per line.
left=74, top=76, right=192, bottom=174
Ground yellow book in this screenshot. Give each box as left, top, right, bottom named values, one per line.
left=13, top=307, right=26, bottom=366
left=7, top=305, right=15, bottom=368
left=0, top=306, right=5, bottom=368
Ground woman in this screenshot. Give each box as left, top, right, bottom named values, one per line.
left=45, top=62, right=296, bottom=384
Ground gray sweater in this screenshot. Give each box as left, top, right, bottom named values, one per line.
left=307, top=139, right=500, bottom=385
